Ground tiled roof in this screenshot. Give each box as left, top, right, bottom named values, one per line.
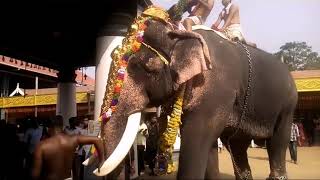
left=1, top=55, right=95, bottom=86
left=291, top=70, right=320, bottom=79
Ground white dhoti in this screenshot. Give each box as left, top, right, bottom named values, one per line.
left=224, top=24, right=245, bottom=42
left=185, top=16, right=203, bottom=25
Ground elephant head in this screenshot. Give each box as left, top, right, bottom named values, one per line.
left=94, top=16, right=212, bottom=177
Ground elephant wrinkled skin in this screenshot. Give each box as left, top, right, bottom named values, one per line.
left=99, top=19, right=297, bottom=180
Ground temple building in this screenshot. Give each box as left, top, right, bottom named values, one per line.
left=0, top=55, right=95, bottom=122
left=292, top=70, right=320, bottom=146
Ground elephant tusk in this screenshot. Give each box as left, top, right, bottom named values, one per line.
left=93, top=113, right=141, bottom=176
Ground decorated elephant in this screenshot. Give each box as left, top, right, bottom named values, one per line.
left=88, top=6, right=297, bottom=180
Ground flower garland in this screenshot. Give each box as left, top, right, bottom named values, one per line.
left=98, top=15, right=151, bottom=123
left=157, top=86, right=185, bottom=174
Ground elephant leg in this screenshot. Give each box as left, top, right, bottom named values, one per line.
left=177, top=112, right=223, bottom=180
left=205, top=141, right=220, bottom=180
left=266, top=112, right=292, bottom=180
left=227, top=138, right=253, bottom=180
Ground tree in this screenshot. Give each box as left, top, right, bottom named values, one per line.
left=275, top=41, right=320, bottom=71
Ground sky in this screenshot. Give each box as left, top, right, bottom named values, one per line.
left=86, top=0, right=320, bottom=79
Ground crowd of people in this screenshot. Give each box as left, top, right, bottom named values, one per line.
left=0, top=115, right=104, bottom=180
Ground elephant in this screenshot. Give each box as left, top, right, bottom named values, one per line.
left=92, top=11, right=298, bottom=180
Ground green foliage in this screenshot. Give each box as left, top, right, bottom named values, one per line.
left=168, top=0, right=188, bottom=21
left=275, top=41, right=320, bottom=71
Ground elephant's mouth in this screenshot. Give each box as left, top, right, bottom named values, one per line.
left=93, top=112, right=142, bottom=176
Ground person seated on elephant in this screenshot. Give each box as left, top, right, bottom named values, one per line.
left=32, top=117, right=105, bottom=180
left=211, top=0, right=257, bottom=47
left=183, top=0, right=214, bottom=31
left=168, top=0, right=214, bottom=31
left=211, top=0, right=241, bottom=39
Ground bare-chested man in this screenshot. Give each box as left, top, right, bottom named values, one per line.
left=211, top=0, right=243, bottom=41
left=32, top=116, right=105, bottom=180
left=167, top=0, right=214, bottom=30
left=183, top=0, right=214, bottom=31
left=211, top=0, right=256, bottom=47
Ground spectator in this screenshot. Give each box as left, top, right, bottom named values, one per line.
left=289, top=122, right=300, bottom=164
left=146, top=115, right=160, bottom=176
left=64, top=117, right=82, bottom=180
left=32, top=117, right=104, bottom=180
left=23, top=117, right=43, bottom=178
left=137, top=121, right=148, bottom=176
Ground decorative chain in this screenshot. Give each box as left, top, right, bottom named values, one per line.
left=267, top=175, right=288, bottom=180
left=238, top=42, right=253, bottom=121
left=226, top=41, right=253, bottom=180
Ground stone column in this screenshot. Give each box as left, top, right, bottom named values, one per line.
left=0, top=109, right=5, bottom=120
left=56, top=69, right=77, bottom=127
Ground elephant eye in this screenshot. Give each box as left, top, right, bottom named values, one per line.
left=144, top=57, right=165, bottom=73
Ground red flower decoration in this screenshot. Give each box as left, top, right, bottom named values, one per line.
left=114, top=86, right=121, bottom=93
left=139, top=23, right=147, bottom=30
left=111, top=106, right=117, bottom=112
left=132, top=41, right=141, bottom=52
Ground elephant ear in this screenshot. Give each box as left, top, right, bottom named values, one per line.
left=168, top=30, right=212, bottom=87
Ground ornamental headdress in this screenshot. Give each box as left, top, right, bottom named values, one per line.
left=99, top=6, right=170, bottom=123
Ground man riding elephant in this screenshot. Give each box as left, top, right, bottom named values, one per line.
left=211, top=0, right=257, bottom=47
left=168, top=0, right=214, bottom=31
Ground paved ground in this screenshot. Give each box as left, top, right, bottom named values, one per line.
left=138, top=146, right=320, bottom=179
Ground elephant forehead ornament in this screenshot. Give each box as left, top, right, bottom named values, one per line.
left=99, top=6, right=170, bottom=123
left=98, top=6, right=184, bottom=173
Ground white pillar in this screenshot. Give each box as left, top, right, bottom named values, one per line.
left=94, top=36, right=124, bottom=122
left=56, top=71, right=77, bottom=127
left=0, top=109, right=5, bottom=120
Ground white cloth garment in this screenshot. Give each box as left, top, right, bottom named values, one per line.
left=137, top=123, right=148, bottom=148
left=185, top=15, right=203, bottom=25
left=218, top=138, right=223, bottom=148
left=224, top=23, right=245, bottom=41
left=222, top=2, right=233, bottom=16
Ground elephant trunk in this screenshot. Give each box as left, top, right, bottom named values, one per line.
left=93, top=75, right=149, bottom=177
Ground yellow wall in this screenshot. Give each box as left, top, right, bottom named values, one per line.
left=1, top=77, right=319, bottom=108
left=0, top=92, right=88, bottom=108
left=295, top=78, right=320, bottom=92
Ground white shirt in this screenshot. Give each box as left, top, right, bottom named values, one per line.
left=137, top=123, right=148, bottom=148
left=64, top=126, right=82, bottom=136
left=80, top=128, right=91, bottom=156
left=221, top=2, right=233, bottom=17
left=23, top=126, right=43, bottom=154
